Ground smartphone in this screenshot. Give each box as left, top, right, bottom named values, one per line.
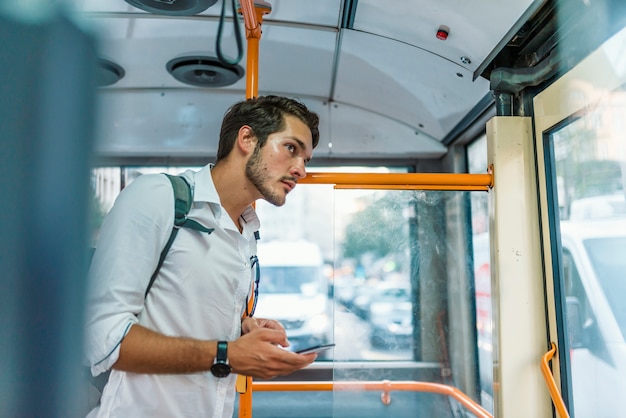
left=295, top=343, right=336, bottom=354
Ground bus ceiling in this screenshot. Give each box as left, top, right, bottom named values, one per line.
left=76, top=0, right=530, bottom=162
left=75, top=0, right=626, bottom=162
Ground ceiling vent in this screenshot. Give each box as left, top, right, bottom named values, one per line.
left=166, top=56, right=244, bottom=88
left=97, top=59, right=125, bottom=86
left=124, top=0, right=218, bottom=16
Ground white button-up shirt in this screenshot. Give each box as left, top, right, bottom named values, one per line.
left=84, top=164, right=259, bottom=418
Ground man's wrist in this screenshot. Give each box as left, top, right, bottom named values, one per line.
left=210, top=341, right=232, bottom=377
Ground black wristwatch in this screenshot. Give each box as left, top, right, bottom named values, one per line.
left=211, top=341, right=232, bottom=378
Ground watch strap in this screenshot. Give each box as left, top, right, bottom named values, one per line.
left=216, top=340, right=228, bottom=362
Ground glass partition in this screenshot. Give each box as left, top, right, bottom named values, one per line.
left=255, top=179, right=482, bottom=417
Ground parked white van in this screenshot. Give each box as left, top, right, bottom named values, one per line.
left=561, top=216, right=626, bottom=417
left=253, top=240, right=333, bottom=355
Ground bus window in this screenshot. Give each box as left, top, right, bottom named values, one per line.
left=468, top=134, right=493, bottom=413
left=549, top=86, right=626, bottom=417
left=89, top=164, right=487, bottom=416
left=90, top=166, right=202, bottom=242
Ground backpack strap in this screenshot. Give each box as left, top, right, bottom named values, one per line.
left=144, top=174, right=214, bottom=298
left=168, top=174, right=214, bottom=234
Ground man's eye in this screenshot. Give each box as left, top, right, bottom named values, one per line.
left=286, top=144, right=295, bottom=153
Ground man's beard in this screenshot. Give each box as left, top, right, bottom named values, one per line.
left=245, top=146, right=286, bottom=207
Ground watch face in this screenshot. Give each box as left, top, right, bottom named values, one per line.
left=211, top=362, right=231, bottom=378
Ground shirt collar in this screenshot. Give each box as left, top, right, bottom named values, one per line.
left=187, top=164, right=220, bottom=204
left=187, top=164, right=261, bottom=234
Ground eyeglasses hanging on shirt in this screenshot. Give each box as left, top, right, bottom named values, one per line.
left=245, top=255, right=260, bottom=318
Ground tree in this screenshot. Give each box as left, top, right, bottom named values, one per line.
left=341, top=192, right=410, bottom=269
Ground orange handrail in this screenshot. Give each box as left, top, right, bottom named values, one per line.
left=299, top=170, right=494, bottom=191
left=240, top=380, right=492, bottom=418
left=541, top=343, right=570, bottom=418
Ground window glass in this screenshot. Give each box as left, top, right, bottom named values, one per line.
left=254, top=167, right=416, bottom=361
left=583, top=237, right=626, bottom=339
left=91, top=163, right=483, bottom=416
left=89, top=166, right=202, bottom=242
left=551, top=89, right=626, bottom=417
left=467, top=134, right=493, bottom=413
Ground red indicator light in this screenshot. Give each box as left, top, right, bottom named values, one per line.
left=436, top=25, right=449, bottom=40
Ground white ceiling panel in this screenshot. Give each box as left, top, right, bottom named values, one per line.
left=256, top=25, right=336, bottom=97
left=220, top=0, right=343, bottom=27
left=92, top=18, right=244, bottom=89
left=335, top=30, right=490, bottom=139
left=354, top=0, right=538, bottom=73
left=95, top=90, right=332, bottom=158
left=76, top=0, right=135, bottom=13
left=79, top=0, right=343, bottom=26
left=89, top=15, right=336, bottom=95
left=327, top=103, right=446, bottom=159
left=96, top=89, right=240, bottom=156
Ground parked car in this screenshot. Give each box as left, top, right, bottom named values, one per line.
left=367, top=282, right=413, bottom=349
left=351, top=281, right=382, bottom=320
left=334, top=275, right=363, bottom=308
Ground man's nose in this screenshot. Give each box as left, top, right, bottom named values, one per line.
left=291, top=158, right=306, bottom=179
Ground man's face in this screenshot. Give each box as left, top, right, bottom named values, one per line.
left=245, top=115, right=314, bottom=206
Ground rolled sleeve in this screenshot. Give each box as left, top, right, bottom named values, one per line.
left=83, top=174, right=174, bottom=375
left=88, top=320, right=134, bottom=376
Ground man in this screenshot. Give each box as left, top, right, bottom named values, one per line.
left=84, top=95, right=320, bottom=417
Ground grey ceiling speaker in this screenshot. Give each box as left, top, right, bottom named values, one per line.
left=97, top=59, right=125, bottom=86
left=124, top=0, right=218, bottom=16
left=167, top=56, right=244, bottom=87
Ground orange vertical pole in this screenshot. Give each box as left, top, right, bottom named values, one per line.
left=239, top=0, right=271, bottom=99
left=238, top=384, right=253, bottom=418
left=237, top=4, right=272, bottom=417
left=245, top=25, right=259, bottom=99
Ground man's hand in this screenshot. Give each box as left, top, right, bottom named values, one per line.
left=242, top=317, right=285, bottom=337
left=229, top=326, right=316, bottom=379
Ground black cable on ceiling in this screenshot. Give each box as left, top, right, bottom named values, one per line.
left=216, top=0, right=244, bottom=66
left=341, top=0, right=358, bottom=29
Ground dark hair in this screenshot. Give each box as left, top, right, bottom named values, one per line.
left=216, top=95, right=320, bottom=161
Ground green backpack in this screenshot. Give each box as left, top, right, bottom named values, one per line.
left=87, top=174, right=214, bottom=394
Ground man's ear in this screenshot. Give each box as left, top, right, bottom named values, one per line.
left=237, top=125, right=257, bottom=155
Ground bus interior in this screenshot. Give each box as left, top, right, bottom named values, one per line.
left=2, top=0, right=626, bottom=417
